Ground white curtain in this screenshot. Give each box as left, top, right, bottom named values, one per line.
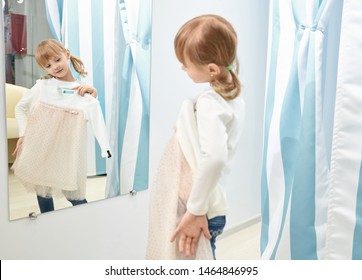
left=261, top=0, right=336, bottom=259
left=324, top=0, right=362, bottom=260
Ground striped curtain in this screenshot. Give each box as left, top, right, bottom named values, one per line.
left=261, top=0, right=336, bottom=259
left=262, top=0, right=362, bottom=260
left=45, top=0, right=151, bottom=196
left=105, top=0, right=151, bottom=197
left=324, top=0, right=362, bottom=260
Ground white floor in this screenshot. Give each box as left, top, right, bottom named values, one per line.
left=216, top=221, right=261, bottom=260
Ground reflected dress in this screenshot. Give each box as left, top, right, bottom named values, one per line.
left=12, top=78, right=111, bottom=200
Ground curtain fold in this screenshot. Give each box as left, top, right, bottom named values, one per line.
left=261, top=0, right=336, bottom=259
left=325, top=0, right=362, bottom=260
left=45, top=0, right=63, bottom=42
left=105, top=0, right=151, bottom=196
left=132, top=0, right=151, bottom=192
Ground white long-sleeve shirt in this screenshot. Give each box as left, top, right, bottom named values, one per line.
left=177, top=88, right=245, bottom=219
left=15, top=78, right=111, bottom=157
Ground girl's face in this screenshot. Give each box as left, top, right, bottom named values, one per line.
left=42, top=50, right=73, bottom=81
left=181, top=58, right=212, bottom=84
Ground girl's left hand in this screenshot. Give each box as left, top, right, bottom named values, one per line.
left=73, top=85, right=97, bottom=98
left=170, top=211, right=211, bottom=257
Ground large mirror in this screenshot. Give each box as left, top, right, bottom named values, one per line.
left=4, top=0, right=151, bottom=220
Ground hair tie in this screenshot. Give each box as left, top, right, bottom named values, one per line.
left=226, top=65, right=233, bottom=71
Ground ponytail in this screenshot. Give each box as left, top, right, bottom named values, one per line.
left=211, top=61, right=242, bottom=100
left=70, top=55, right=87, bottom=77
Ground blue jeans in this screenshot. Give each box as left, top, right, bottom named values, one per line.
left=208, top=215, right=226, bottom=259
left=37, top=195, right=87, bottom=213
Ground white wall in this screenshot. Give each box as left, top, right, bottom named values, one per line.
left=150, top=0, right=269, bottom=229
left=0, top=0, right=269, bottom=259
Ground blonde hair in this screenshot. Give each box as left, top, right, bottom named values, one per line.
left=174, top=14, right=241, bottom=100
left=35, top=39, right=87, bottom=79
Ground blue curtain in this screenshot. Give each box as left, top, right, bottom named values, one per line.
left=105, top=0, right=151, bottom=197
left=261, top=0, right=337, bottom=259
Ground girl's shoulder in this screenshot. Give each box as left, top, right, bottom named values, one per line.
left=27, top=78, right=48, bottom=92
left=196, top=88, right=245, bottom=123
left=34, top=77, right=59, bottom=88
left=196, top=88, right=232, bottom=112
left=34, top=78, right=46, bottom=85
left=200, top=88, right=245, bottom=108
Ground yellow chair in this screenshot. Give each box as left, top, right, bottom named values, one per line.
left=6, top=83, right=28, bottom=163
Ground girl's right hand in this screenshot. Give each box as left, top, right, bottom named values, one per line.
left=12, top=137, right=24, bottom=157
left=73, top=85, right=97, bottom=98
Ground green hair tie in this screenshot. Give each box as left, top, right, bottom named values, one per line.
left=226, top=65, right=233, bottom=71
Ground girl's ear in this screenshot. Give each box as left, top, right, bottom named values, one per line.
left=66, top=49, right=71, bottom=59
left=208, top=63, right=221, bottom=76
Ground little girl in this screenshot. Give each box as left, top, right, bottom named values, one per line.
left=12, top=39, right=111, bottom=214
left=147, top=15, right=245, bottom=259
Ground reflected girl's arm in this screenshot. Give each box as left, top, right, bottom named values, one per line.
left=12, top=137, right=24, bottom=157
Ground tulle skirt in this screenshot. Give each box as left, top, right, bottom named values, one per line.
left=12, top=102, right=88, bottom=200
left=146, top=134, right=213, bottom=259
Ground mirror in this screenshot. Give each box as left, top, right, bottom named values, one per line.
left=4, top=0, right=151, bottom=220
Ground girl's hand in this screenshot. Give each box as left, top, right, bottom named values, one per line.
left=73, top=85, right=97, bottom=98
left=12, top=137, right=24, bottom=157
left=170, top=211, right=211, bottom=257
